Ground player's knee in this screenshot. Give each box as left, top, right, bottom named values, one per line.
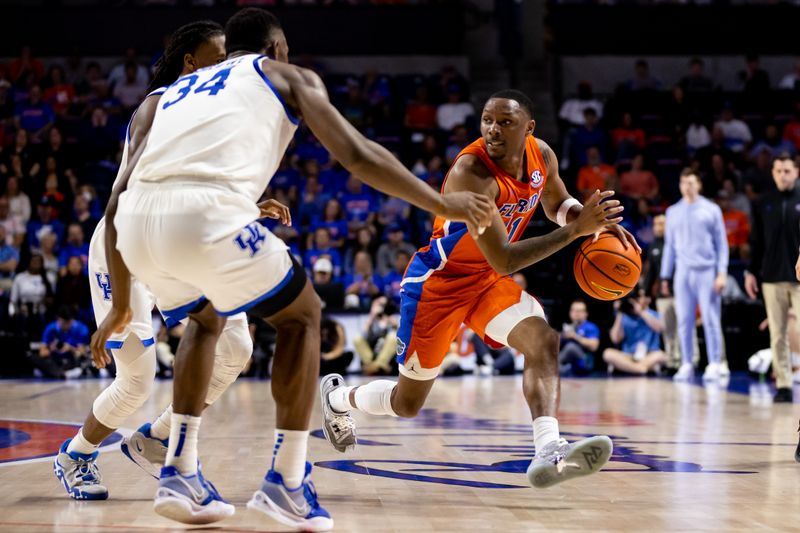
left=392, top=395, right=425, bottom=418
left=602, top=349, right=614, bottom=363
left=520, top=323, right=559, bottom=360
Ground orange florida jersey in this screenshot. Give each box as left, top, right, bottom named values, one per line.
left=416, top=135, right=548, bottom=275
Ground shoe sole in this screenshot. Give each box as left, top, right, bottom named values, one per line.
left=527, top=436, right=613, bottom=489
left=120, top=435, right=161, bottom=479
left=319, top=374, right=357, bottom=453
left=154, top=489, right=234, bottom=525
left=247, top=489, right=333, bottom=532
left=53, top=457, right=108, bottom=500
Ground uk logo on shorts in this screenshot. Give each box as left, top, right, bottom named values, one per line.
left=95, top=273, right=112, bottom=301
left=234, top=223, right=267, bottom=257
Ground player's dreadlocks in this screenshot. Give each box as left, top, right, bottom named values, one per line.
left=147, top=20, right=224, bottom=94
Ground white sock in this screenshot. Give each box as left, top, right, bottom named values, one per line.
left=328, top=385, right=355, bottom=413
left=272, top=429, right=309, bottom=488
left=353, top=380, right=398, bottom=416
left=165, top=413, right=200, bottom=475
left=67, top=428, right=100, bottom=455
left=150, top=404, right=172, bottom=440
left=533, top=416, right=560, bottom=455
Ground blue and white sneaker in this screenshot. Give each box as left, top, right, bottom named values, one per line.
left=247, top=462, right=333, bottom=532
left=153, top=465, right=235, bottom=525
left=120, top=423, right=168, bottom=479
left=53, top=439, right=108, bottom=500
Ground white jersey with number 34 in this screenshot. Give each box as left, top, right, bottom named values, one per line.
left=130, top=54, right=298, bottom=202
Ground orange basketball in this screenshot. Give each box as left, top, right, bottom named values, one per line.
left=573, top=233, right=641, bottom=301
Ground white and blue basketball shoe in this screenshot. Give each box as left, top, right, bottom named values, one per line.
left=53, top=439, right=108, bottom=500
left=120, top=422, right=168, bottom=478
left=527, top=436, right=613, bottom=489
left=247, top=462, right=333, bottom=532
left=153, top=465, right=235, bottom=524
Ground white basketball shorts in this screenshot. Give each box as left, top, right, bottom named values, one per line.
left=115, top=181, right=293, bottom=324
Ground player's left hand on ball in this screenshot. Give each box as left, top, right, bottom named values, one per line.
left=91, top=306, right=131, bottom=369
left=596, top=224, right=642, bottom=254
left=441, top=191, right=494, bottom=230
left=258, top=199, right=292, bottom=226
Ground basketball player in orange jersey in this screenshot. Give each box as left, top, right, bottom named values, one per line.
left=322, top=89, right=641, bottom=489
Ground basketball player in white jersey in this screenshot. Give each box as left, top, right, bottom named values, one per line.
left=53, top=21, right=284, bottom=501
left=91, top=8, right=494, bottom=530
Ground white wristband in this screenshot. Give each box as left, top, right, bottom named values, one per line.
left=556, top=198, right=581, bottom=227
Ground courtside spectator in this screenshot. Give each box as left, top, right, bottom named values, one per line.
left=33, top=306, right=90, bottom=379
left=353, top=296, right=399, bottom=376
left=320, top=316, right=352, bottom=376
left=603, top=291, right=666, bottom=375
left=559, top=299, right=600, bottom=375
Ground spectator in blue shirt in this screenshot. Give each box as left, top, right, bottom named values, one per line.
left=27, top=197, right=65, bottom=253
left=603, top=291, right=667, bottom=375
left=33, top=306, right=91, bottom=379
left=14, top=85, right=54, bottom=143
left=567, top=107, right=607, bottom=169
left=558, top=300, right=601, bottom=375
left=58, top=223, right=89, bottom=276
left=311, top=199, right=348, bottom=249
left=297, top=175, right=331, bottom=231
left=304, top=227, right=343, bottom=279
left=382, top=250, right=411, bottom=306
left=339, top=175, right=377, bottom=229
left=0, top=225, right=19, bottom=291
left=343, top=251, right=382, bottom=310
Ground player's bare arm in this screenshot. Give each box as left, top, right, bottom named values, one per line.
left=446, top=154, right=623, bottom=275
left=260, top=59, right=494, bottom=229
left=538, top=138, right=641, bottom=253
left=90, top=95, right=160, bottom=367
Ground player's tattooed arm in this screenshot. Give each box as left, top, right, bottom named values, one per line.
left=446, top=157, right=620, bottom=274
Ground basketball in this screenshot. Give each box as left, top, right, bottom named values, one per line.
left=573, top=232, right=641, bottom=301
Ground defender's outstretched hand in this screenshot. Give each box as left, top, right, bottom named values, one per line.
left=441, top=191, right=494, bottom=232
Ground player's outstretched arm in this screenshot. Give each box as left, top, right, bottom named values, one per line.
left=265, top=61, right=493, bottom=229
left=90, top=96, right=159, bottom=368
left=538, top=139, right=640, bottom=253
left=446, top=155, right=623, bottom=275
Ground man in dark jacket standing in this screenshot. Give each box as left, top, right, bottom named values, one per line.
left=745, top=155, right=800, bottom=403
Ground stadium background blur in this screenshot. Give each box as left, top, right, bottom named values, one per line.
left=0, top=0, right=795, bottom=379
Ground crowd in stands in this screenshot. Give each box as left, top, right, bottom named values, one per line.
left=2, top=42, right=797, bottom=381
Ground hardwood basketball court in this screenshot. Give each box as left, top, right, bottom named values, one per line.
left=1, top=375, right=798, bottom=532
